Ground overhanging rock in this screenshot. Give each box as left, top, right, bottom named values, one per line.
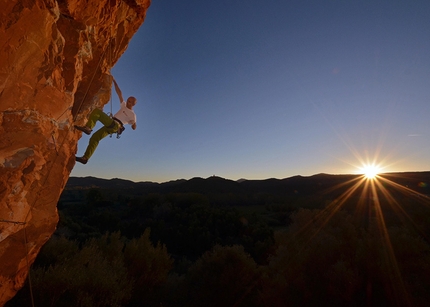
left=0, top=0, right=151, bottom=305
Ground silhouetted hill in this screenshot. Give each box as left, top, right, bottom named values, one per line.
left=67, top=176, right=139, bottom=189
left=66, top=171, right=430, bottom=197
left=166, top=176, right=244, bottom=194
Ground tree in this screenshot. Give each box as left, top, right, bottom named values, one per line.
left=8, top=235, right=132, bottom=307
left=124, top=228, right=173, bottom=306
left=179, top=245, right=261, bottom=307
left=86, top=188, right=103, bottom=205
left=262, top=209, right=430, bottom=307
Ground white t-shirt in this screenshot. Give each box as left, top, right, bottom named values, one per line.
left=113, top=101, right=136, bottom=125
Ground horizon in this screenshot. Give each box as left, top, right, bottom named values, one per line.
left=69, top=169, right=430, bottom=184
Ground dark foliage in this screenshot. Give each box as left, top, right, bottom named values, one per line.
left=6, top=173, right=430, bottom=307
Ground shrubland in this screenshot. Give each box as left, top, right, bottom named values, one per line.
left=7, top=183, right=430, bottom=307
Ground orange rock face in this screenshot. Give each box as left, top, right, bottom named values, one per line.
left=0, top=0, right=150, bottom=304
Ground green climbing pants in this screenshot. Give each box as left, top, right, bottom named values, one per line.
left=83, top=109, right=120, bottom=159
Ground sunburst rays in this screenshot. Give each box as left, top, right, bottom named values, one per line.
left=289, top=170, right=430, bottom=306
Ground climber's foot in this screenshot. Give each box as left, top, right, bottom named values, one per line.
left=76, top=156, right=88, bottom=164
left=74, top=125, right=92, bottom=135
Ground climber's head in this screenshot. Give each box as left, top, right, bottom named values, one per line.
left=126, top=96, right=137, bottom=109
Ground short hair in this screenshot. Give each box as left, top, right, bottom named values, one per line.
left=127, top=96, right=137, bottom=103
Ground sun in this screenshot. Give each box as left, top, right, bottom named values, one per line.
left=360, top=164, right=381, bottom=179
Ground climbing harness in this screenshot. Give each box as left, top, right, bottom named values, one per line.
left=113, top=117, right=125, bottom=138
left=107, top=116, right=125, bottom=139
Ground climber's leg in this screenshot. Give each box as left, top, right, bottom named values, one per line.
left=75, top=109, right=114, bottom=135
left=82, top=121, right=119, bottom=160
left=83, top=127, right=109, bottom=160
left=86, top=109, right=113, bottom=129
left=76, top=112, right=118, bottom=164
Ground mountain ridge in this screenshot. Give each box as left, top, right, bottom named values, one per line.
left=66, top=171, right=430, bottom=197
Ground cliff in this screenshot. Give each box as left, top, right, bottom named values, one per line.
left=0, top=0, right=150, bottom=304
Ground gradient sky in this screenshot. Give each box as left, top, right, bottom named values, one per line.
left=72, top=0, right=430, bottom=183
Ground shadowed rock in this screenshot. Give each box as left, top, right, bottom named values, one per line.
left=0, top=0, right=151, bottom=305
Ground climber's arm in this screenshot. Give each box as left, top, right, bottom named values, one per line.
left=113, top=78, right=124, bottom=103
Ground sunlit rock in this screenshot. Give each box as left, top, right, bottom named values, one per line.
left=0, top=0, right=150, bottom=304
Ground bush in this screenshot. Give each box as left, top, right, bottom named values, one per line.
left=124, top=229, right=173, bottom=306
left=176, top=245, right=261, bottom=307
left=13, top=235, right=132, bottom=307
left=262, top=209, right=430, bottom=307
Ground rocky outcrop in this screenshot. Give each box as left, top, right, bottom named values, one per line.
left=0, top=0, right=150, bottom=304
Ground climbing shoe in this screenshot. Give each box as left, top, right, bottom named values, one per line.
left=76, top=156, right=88, bottom=164
left=74, top=125, right=92, bottom=135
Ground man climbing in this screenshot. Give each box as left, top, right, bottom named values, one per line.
left=75, top=78, right=137, bottom=164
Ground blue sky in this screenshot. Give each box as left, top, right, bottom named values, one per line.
left=72, top=0, right=430, bottom=182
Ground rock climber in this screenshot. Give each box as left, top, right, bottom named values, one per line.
left=75, top=78, right=137, bottom=164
